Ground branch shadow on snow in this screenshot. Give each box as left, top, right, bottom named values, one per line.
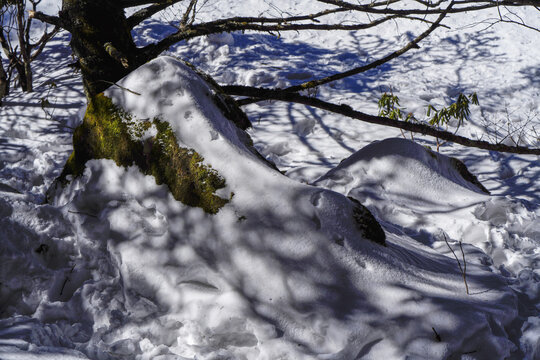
left=0, top=31, right=84, bottom=198
left=46, top=155, right=524, bottom=358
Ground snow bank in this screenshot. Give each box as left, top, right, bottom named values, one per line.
left=0, top=57, right=531, bottom=359
left=314, top=137, right=540, bottom=358
left=313, top=138, right=491, bottom=238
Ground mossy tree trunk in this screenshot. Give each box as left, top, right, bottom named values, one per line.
left=59, top=0, right=139, bottom=96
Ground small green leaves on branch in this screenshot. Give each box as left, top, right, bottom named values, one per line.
left=378, top=92, right=414, bottom=122
left=378, top=92, right=479, bottom=129
left=427, top=93, right=479, bottom=128
left=223, top=84, right=540, bottom=155
left=377, top=92, right=480, bottom=150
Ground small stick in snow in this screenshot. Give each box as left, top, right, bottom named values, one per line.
left=443, top=234, right=469, bottom=295
left=60, top=265, right=75, bottom=296
left=97, top=80, right=141, bottom=96
left=432, top=327, right=442, bottom=342
left=68, top=209, right=98, bottom=218
left=459, top=241, right=469, bottom=295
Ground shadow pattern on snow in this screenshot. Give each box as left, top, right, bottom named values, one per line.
left=32, top=58, right=522, bottom=359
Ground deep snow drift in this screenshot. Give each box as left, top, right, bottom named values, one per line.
left=1, top=56, right=538, bottom=360
left=1, top=1, right=539, bottom=359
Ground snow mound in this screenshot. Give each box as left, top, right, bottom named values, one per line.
left=314, top=138, right=540, bottom=359
left=0, top=57, right=527, bottom=359
left=315, top=137, right=489, bottom=204
left=314, top=138, right=491, bottom=239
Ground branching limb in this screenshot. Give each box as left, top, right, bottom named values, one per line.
left=221, top=85, right=540, bottom=155
left=139, top=13, right=400, bottom=62
left=120, top=0, right=179, bottom=8
left=282, top=0, right=454, bottom=93
left=493, top=4, right=540, bottom=32
left=30, top=26, right=60, bottom=61
left=317, top=0, right=540, bottom=15
left=127, top=0, right=183, bottom=29
left=28, top=11, right=67, bottom=29
left=180, top=0, right=198, bottom=28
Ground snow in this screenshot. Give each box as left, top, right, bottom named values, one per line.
left=1, top=1, right=539, bottom=359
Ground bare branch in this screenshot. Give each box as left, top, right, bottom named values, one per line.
left=192, top=8, right=353, bottom=26
left=28, top=10, right=66, bottom=29
left=139, top=14, right=400, bottom=62
left=271, top=0, right=455, bottom=94
left=120, top=0, right=178, bottom=8
left=30, top=26, right=59, bottom=61
left=443, top=234, right=469, bottom=295
left=180, top=0, right=198, bottom=28
left=318, top=0, right=540, bottom=15
left=221, top=85, right=540, bottom=155
left=127, top=0, right=183, bottom=29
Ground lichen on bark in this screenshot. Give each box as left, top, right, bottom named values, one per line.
left=59, top=94, right=228, bottom=214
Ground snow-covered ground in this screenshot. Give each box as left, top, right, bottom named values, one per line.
left=1, top=1, right=539, bottom=359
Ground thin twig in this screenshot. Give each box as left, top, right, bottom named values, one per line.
left=59, top=265, right=75, bottom=296
left=98, top=80, right=142, bottom=96
left=443, top=233, right=469, bottom=295
left=432, top=327, right=442, bottom=342
left=68, top=209, right=98, bottom=218
left=459, top=241, right=469, bottom=295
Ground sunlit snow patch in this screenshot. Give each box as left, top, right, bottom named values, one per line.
left=314, top=137, right=540, bottom=358
left=314, top=138, right=494, bottom=241
left=0, top=57, right=528, bottom=360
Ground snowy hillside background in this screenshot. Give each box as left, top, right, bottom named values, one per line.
left=0, top=1, right=539, bottom=359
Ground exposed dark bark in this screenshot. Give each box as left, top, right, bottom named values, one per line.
left=14, top=62, right=30, bottom=92
left=0, top=60, right=8, bottom=103
left=57, top=0, right=139, bottom=96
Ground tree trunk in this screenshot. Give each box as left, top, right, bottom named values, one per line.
left=23, top=61, right=32, bottom=92
left=59, top=0, right=139, bottom=97
left=0, top=60, right=8, bottom=104
left=12, top=61, right=30, bottom=92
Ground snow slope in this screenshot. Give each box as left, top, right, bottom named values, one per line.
left=0, top=56, right=531, bottom=360
left=1, top=1, right=539, bottom=359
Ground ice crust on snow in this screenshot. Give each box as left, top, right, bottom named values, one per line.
left=1, top=56, right=538, bottom=360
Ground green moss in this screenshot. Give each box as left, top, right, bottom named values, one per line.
left=60, top=94, right=228, bottom=214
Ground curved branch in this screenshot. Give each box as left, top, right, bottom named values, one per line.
left=222, top=85, right=540, bottom=155
left=139, top=14, right=400, bottom=62
left=317, top=0, right=538, bottom=15
left=30, top=25, right=60, bottom=61
left=282, top=0, right=454, bottom=94
left=127, top=0, right=183, bottom=29
left=120, top=0, right=175, bottom=8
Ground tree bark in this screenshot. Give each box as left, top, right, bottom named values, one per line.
left=0, top=60, right=8, bottom=104
left=59, top=0, right=139, bottom=96
left=13, top=61, right=30, bottom=92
